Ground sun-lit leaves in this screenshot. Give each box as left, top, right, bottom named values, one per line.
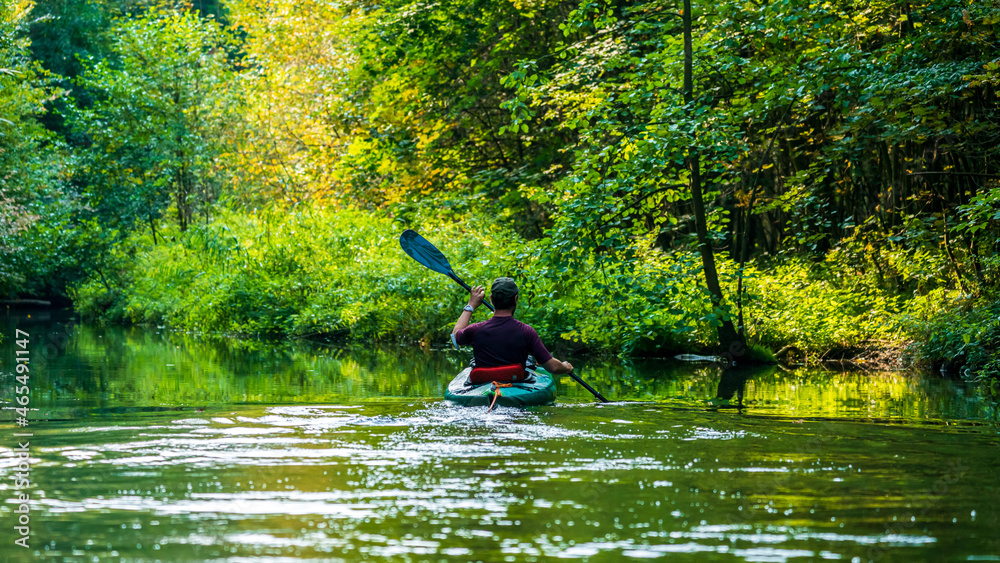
left=69, top=204, right=716, bottom=353
left=227, top=0, right=579, bottom=235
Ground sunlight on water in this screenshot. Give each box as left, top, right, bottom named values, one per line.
left=1, top=314, right=998, bottom=561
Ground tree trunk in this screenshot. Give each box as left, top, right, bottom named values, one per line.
left=682, top=0, right=744, bottom=361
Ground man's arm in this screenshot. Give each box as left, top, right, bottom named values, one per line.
left=526, top=326, right=572, bottom=374
left=452, top=285, right=485, bottom=335
left=542, top=357, right=574, bottom=374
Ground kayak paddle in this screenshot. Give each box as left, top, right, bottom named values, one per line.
left=569, top=371, right=609, bottom=403
left=399, top=229, right=494, bottom=312
left=399, top=229, right=611, bottom=403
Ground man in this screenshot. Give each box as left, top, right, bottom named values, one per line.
left=452, top=277, right=574, bottom=375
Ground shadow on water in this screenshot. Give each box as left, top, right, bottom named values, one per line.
left=1, top=311, right=999, bottom=562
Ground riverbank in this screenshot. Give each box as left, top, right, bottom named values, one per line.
left=63, top=206, right=999, bottom=391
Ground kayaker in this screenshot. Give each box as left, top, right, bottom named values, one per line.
left=452, top=277, right=574, bottom=375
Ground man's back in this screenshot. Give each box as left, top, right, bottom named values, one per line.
left=454, top=315, right=553, bottom=367
left=451, top=277, right=573, bottom=375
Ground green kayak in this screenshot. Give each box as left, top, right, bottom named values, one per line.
left=444, top=367, right=556, bottom=407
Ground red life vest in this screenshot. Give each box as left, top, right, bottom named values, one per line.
left=469, top=364, right=528, bottom=384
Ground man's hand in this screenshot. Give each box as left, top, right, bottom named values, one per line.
left=542, top=357, right=573, bottom=374
left=468, top=285, right=485, bottom=309
left=453, top=285, right=485, bottom=335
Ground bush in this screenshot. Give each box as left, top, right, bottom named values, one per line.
left=69, top=205, right=727, bottom=354
left=69, top=202, right=1000, bottom=387
left=902, top=292, right=1000, bottom=382
left=739, top=256, right=905, bottom=357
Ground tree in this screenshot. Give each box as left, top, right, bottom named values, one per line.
left=500, top=0, right=1000, bottom=353
left=501, top=0, right=751, bottom=353
left=228, top=0, right=579, bottom=234
left=26, top=0, right=156, bottom=136
left=67, top=7, right=238, bottom=236
left=682, top=0, right=742, bottom=354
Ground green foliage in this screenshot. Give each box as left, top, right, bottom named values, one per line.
left=5, top=0, right=1000, bottom=387
left=27, top=0, right=154, bottom=83
left=26, top=0, right=150, bottom=133
left=745, top=256, right=905, bottom=355
left=74, top=203, right=992, bottom=366
left=66, top=7, right=238, bottom=234
left=954, top=186, right=1000, bottom=290
left=744, top=344, right=776, bottom=365
left=0, top=0, right=68, bottom=296
left=70, top=206, right=717, bottom=353
left=72, top=208, right=517, bottom=339
left=903, top=292, right=1000, bottom=384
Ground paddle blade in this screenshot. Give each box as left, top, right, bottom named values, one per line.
left=399, top=229, right=455, bottom=276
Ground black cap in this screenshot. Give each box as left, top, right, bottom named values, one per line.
left=491, top=277, right=518, bottom=300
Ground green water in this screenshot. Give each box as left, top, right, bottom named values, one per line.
left=1, top=311, right=998, bottom=562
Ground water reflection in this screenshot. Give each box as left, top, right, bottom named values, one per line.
left=5, top=400, right=996, bottom=561
left=0, top=312, right=998, bottom=562
left=0, top=314, right=993, bottom=424
left=715, top=367, right=750, bottom=409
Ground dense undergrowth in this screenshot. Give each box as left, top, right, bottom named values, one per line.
left=904, top=296, right=1000, bottom=384
left=71, top=206, right=713, bottom=354
left=68, top=206, right=999, bottom=392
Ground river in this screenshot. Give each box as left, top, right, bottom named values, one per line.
left=1, top=310, right=998, bottom=561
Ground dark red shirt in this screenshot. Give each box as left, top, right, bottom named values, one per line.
left=454, top=315, right=553, bottom=367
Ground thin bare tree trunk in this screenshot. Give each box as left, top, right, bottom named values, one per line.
left=683, top=0, right=743, bottom=358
